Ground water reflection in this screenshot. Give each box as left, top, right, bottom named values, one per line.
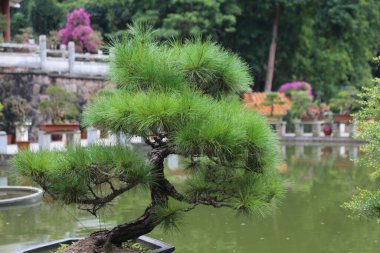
left=1, top=143, right=379, bottom=253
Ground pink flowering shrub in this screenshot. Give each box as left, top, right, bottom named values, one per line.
left=59, top=8, right=101, bottom=53
left=278, top=81, right=313, bottom=98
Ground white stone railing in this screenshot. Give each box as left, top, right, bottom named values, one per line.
left=0, top=35, right=108, bottom=76
left=269, top=120, right=356, bottom=138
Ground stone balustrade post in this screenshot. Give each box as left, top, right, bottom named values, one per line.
left=333, top=123, right=341, bottom=137
left=38, top=130, right=51, bottom=150
left=312, top=121, right=322, bottom=137
left=294, top=121, right=302, bottom=137
left=348, top=123, right=356, bottom=138
left=66, top=130, right=81, bottom=147
left=39, top=35, right=47, bottom=71
left=87, top=127, right=100, bottom=145
left=0, top=131, right=7, bottom=154
left=339, top=123, right=346, bottom=136
left=68, top=41, right=75, bottom=74
left=273, top=121, right=286, bottom=137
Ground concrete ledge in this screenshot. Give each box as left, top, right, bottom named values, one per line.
left=280, top=136, right=365, bottom=143
left=15, top=236, right=175, bottom=253
left=0, top=186, right=43, bottom=206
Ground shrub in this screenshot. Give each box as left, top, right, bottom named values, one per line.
left=59, top=8, right=102, bottom=53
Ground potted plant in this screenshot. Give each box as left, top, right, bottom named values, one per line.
left=13, top=24, right=284, bottom=253
left=38, top=86, right=80, bottom=133
left=286, top=90, right=313, bottom=135
left=261, top=92, right=285, bottom=121
left=329, top=86, right=360, bottom=122
left=2, top=96, right=33, bottom=147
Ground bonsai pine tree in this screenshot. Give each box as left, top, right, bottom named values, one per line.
left=329, top=86, right=360, bottom=115
left=2, top=96, right=32, bottom=135
left=287, top=90, right=313, bottom=121
left=261, top=92, right=285, bottom=117
left=13, top=24, right=284, bottom=252
left=38, top=86, right=79, bottom=124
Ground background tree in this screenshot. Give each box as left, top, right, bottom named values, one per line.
left=38, top=86, right=79, bottom=124
left=329, top=86, right=360, bottom=115
left=2, top=96, right=32, bottom=135
left=13, top=25, right=284, bottom=252
left=9, top=0, right=380, bottom=99
left=29, top=0, right=63, bottom=35
left=10, top=0, right=63, bottom=36
left=0, top=13, right=6, bottom=36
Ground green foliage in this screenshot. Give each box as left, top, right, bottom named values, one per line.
left=38, top=86, right=79, bottom=124
left=342, top=188, right=380, bottom=220
left=329, top=86, right=361, bottom=115
left=342, top=84, right=380, bottom=219
left=14, top=27, right=34, bottom=43
left=228, top=0, right=380, bottom=97
left=287, top=91, right=312, bottom=120
left=9, top=0, right=380, bottom=100
left=108, top=26, right=251, bottom=97
left=0, top=13, right=6, bottom=34
left=261, top=92, right=285, bottom=116
left=13, top=145, right=152, bottom=205
left=29, top=0, right=63, bottom=35
left=54, top=243, right=70, bottom=252
left=121, top=240, right=150, bottom=252
left=2, top=96, right=32, bottom=134
left=0, top=102, right=3, bottom=120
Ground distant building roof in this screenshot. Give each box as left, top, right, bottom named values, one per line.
left=243, top=92, right=292, bottom=116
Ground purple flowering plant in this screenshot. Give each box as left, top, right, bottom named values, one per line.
left=278, top=81, right=313, bottom=98
left=59, top=8, right=100, bottom=53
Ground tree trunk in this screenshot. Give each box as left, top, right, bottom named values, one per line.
left=61, top=146, right=172, bottom=252
left=264, top=5, right=280, bottom=92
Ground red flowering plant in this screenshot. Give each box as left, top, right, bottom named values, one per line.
left=59, top=8, right=102, bottom=53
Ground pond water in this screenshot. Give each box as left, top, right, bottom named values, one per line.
left=0, top=143, right=379, bottom=253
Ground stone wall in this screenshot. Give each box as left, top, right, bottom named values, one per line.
left=0, top=71, right=112, bottom=141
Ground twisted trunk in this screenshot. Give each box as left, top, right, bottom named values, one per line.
left=89, top=146, right=172, bottom=249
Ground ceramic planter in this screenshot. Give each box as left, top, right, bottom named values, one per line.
left=16, top=236, right=175, bottom=253
left=16, top=141, right=30, bottom=150
left=40, top=124, right=80, bottom=133
left=322, top=125, right=332, bottom=136
left=333, top=115, right=353, bottom=123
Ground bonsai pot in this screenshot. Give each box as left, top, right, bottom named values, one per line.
left=16, top=236, right=175, bottom=253
left=7, top=134, right=14, bottom=144
left=51, top=134, right=63, bottom=141
left=16, top=141, right=30, bottom=151
left=40, top=124, right=80, bottom=133
left=81, top=129, right=87, bottom=139
left=301, top=116, right=326, bottom=122
left=333, top=114, right=353, bottom=123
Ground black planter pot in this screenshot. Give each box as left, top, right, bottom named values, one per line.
left=15, top=236, right=175, bottom=253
